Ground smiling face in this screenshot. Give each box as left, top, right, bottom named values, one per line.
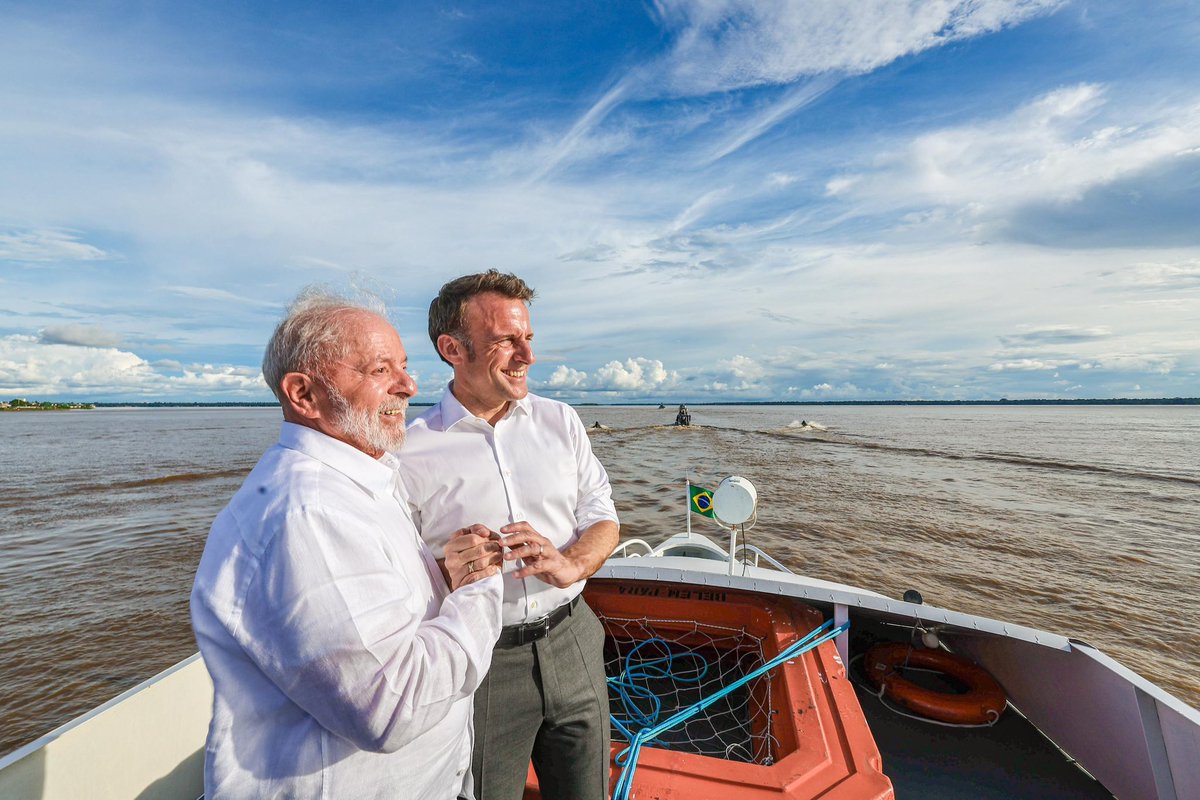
left=311, top=310, right=417, bottom=456
left=446, top=292, right=535, bottom=424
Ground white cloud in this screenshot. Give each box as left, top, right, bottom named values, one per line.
left=988, top=358, right=1065, bottom=371
left=831, top=84, right=1200, bottom=227
left=1113, top=259, right=1200, bottom=290
left=998, top=325, right=1112, bottom=347
left=704, top=76, right=841, bottom=162
left=698, top=354, right=775, bottom=393
left=164, top=286, right=282, bottom=308
left=531, top=1, right=1065, bottom=176
left=0, top=335, right=266, bottom=398
left=0, top=228, right=109, bottom=262
left=653, top=0, right=1063, bottom=95
left=784, top=381, right=865, bottom=399
left=595, top=358, right=676, bottom=390
left=540, top=358, right=679, bottom=394
left=545, top=365, right=588, bottom=388
left=720, top=354, right=766, bottom=382
left=39, top=324, right=123, bottom=348
left=1093, top=354, right=1175, bottom=375
left=988, top=353, right=1177, bottom=375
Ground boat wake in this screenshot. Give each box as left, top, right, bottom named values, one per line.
left=772, top=431, right=1200, bottom=487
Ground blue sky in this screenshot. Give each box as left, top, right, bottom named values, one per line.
left=2, top=0, right=1199, bottom=403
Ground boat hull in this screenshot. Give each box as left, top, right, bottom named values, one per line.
left=521, top=578, right=893, bottom=799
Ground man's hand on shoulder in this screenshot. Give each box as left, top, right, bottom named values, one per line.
left=442, top=524, right=503, bottom=590
left=500, top=521, right=588, bottom=588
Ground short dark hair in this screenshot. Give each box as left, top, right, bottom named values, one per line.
left=428, top=270, right=535, bottom=365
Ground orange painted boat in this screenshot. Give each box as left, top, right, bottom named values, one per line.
left=5, top=529, right=1198, bottom=800
left=523, top=579, right=893, bottom=800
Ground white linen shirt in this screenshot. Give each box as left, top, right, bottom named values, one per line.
left=400, top=389, right=619, bottom=626
left=191, top=422, right=502, bottom=800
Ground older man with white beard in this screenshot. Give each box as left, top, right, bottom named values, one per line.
left=191, top=287, right=505, bottom=800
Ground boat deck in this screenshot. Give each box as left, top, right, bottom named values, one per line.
left=847, top=621, right=1115, bottom=800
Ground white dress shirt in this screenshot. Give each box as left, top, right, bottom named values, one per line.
left=191, top=422, right=502, bottom=800
left=400, top=389, right=619, bottom=626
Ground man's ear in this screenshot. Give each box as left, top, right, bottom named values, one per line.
left=280, top=372, right=322, bottom=420
left=437, top=334, right=468, bottom=366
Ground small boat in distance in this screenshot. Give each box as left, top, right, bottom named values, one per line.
left=2, top=476, right=1197, bottom=799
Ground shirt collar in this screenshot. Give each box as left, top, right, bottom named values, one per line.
left=438, top=383, right=531, bottom=431
left=278, top=421, right=398, bottom=499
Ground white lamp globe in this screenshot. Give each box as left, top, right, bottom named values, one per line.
left=713, top=476, right=757, bottom=525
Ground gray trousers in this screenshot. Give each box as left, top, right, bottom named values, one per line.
left=472, top=599, right=611, bottom=800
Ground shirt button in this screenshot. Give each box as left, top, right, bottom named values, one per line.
left=530, top=600, right=539, bottom=610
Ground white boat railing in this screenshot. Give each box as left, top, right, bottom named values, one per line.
left=732, top=544, right=794, bottom=574
left=612, top=538, right=655, bottom=558
left=611, top=536, right=794, bottom=575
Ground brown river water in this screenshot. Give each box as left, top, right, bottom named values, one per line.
left=1, top=404, right=1197, bottom=757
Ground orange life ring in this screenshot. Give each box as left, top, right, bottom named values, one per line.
left=863, top=642, right=1006, bottom=725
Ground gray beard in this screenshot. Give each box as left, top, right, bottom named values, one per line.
left=326, top=385, right=408, bottom=453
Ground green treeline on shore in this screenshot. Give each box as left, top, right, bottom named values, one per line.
left=1, top=398, right=96, bottom=411
left=3, top=397, right=1195, bottom=409
left=647, top=397, right=1200, bottom=407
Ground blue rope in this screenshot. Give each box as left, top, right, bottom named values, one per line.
left=607, top=636, right=709, bottom=743
left=609, top=618, right=850, bottom=800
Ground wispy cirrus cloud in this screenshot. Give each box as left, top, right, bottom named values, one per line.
left=164, top=287, right=282, bottom=308
left=998, top=325, right=1112, bottom=347
left=651, top=0, right=1064, bottom=95
left=529, top=1, right=1067, bottom=178
left=826, top=83, right=1200, bottom=244
left=1107, top=259, right=1200, bottom=290
left=0, top=229, right=110, bottom=263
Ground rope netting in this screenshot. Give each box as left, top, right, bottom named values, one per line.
left=599, top=613, right=780, bottom=765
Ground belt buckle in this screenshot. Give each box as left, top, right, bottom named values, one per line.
left=517, top=616, right=551, bottom=646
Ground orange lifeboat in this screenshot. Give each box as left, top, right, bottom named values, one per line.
left=523, top=580, right=893, bottom=800
left=863, top=642, right=1006, bottom=725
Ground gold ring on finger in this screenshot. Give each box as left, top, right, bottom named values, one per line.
left=467, top=560, right=476, bottom=573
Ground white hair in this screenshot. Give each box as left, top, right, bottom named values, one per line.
left=261, top=285, right=388, bottom=402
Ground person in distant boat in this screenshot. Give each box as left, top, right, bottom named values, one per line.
left=190, top=287, right=503, bottom=800
left=674, top=404, right=691, bottom=426
left=400, top=270, right=619, bottom=800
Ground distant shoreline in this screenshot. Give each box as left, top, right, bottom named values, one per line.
left=56, top=397, right=1200, bottom=408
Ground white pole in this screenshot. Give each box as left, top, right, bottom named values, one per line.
left=685, top=477, right=692, bottom=536
left=728, top=523, right=738, bottom=575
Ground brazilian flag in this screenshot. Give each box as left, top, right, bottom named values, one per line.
left=689, top=484, right=716, bottom=518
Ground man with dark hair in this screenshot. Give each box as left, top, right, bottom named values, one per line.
left=401, top=270, right=620, bottom=800
left=191, top=287, right=504, bottom=799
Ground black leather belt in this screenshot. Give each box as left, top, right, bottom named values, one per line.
left=496, top=596, right=580, bottom=648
